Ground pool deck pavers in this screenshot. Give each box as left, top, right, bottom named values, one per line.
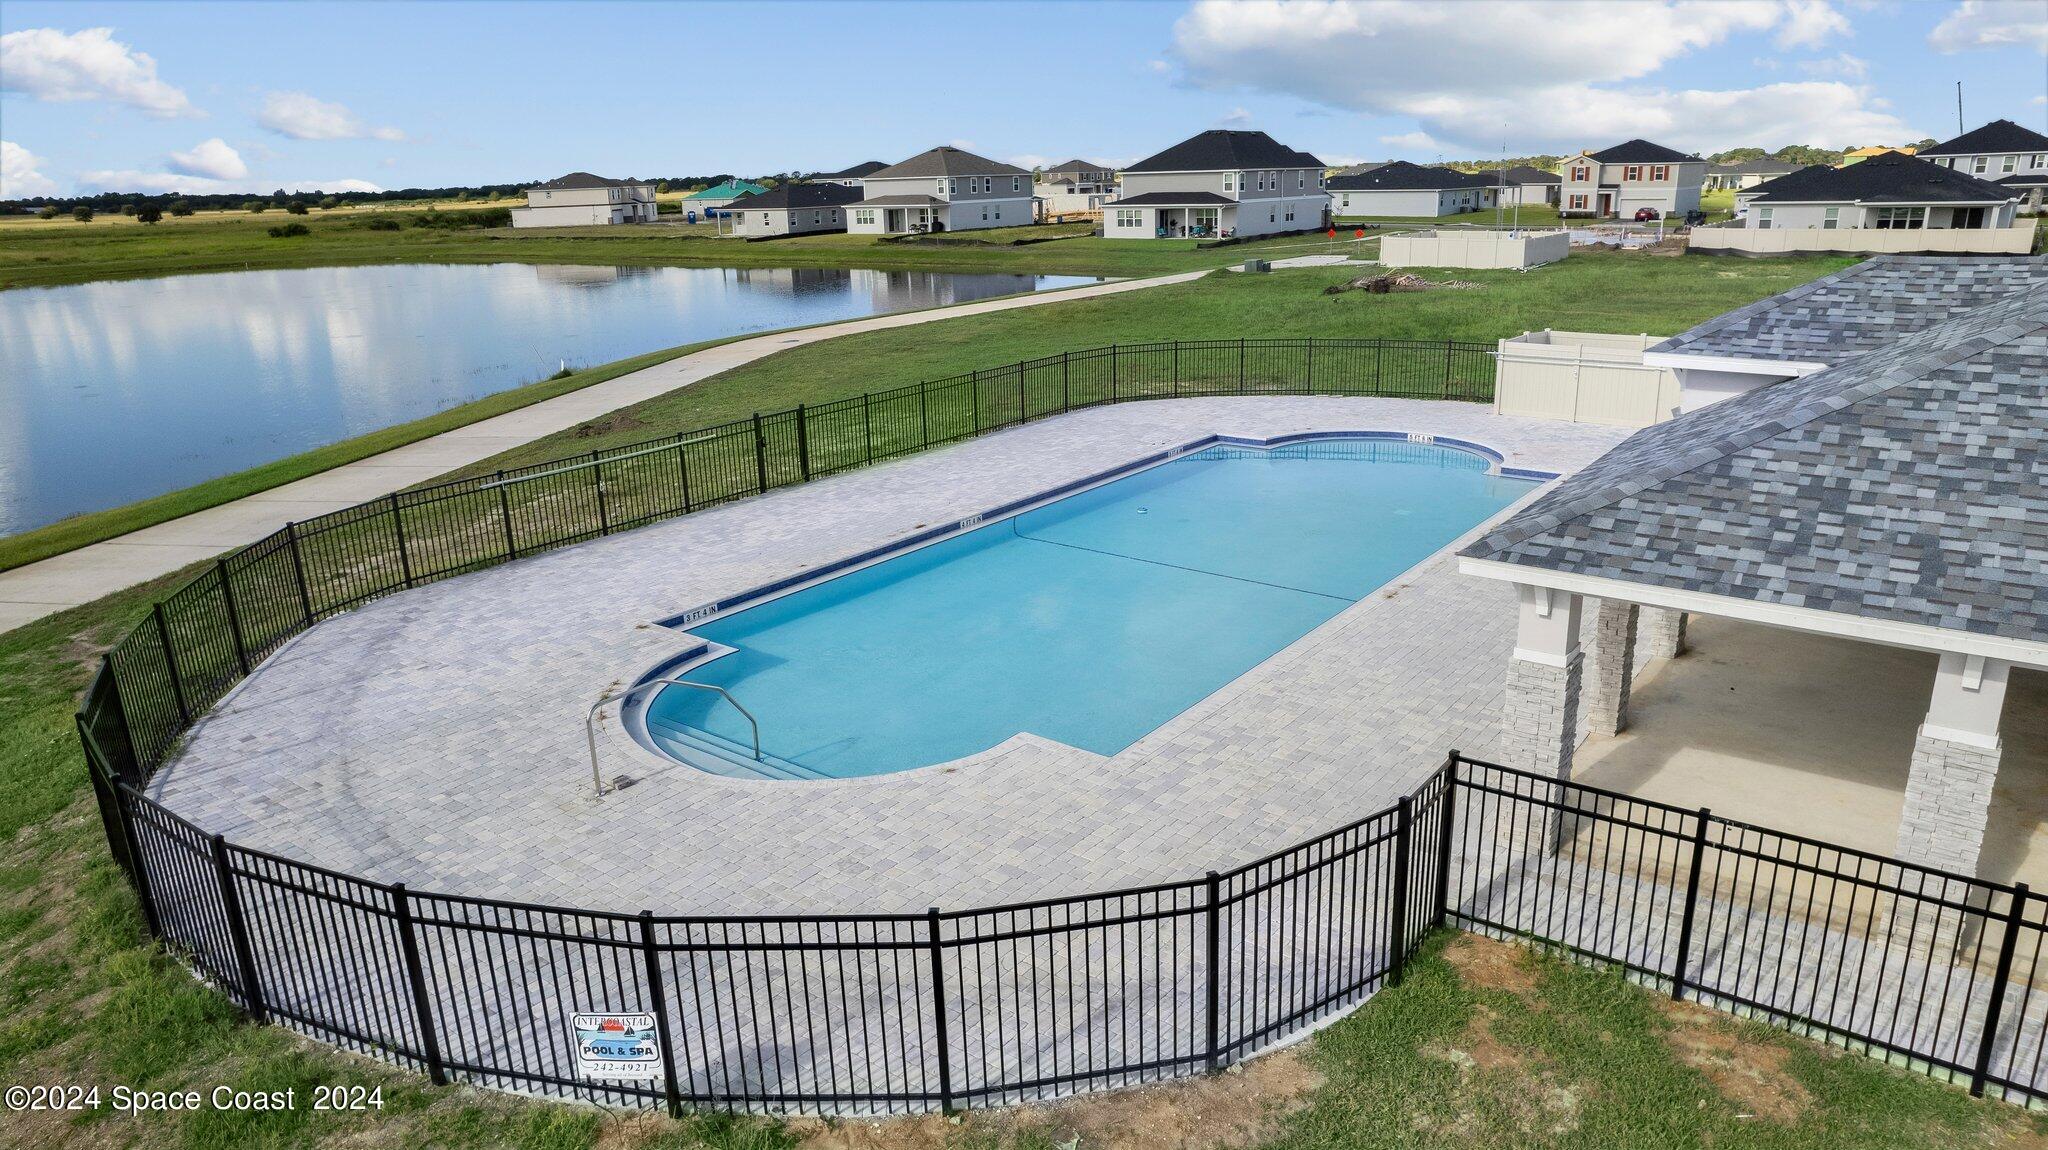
left=150, top=398, right=1632, bottom=916
left=0, top=269, right=1210, bottom=636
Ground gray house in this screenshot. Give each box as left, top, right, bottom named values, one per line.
left=1105, top=129, right=1326, bottom=239
left=1918, top=119, right=2048, bottom=181
left=720, top=182, right=863, bottom=238
left=510, top=172, right=657, bottom=228
left=1327, top=161, right=1495, bottom=218
left=848, top=147, right=1032, bottom=234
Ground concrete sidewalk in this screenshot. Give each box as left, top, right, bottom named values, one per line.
left=0, top=269, right=1207, bottom=635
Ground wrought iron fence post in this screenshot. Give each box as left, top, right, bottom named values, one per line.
left=638, top=910, right=685, bottom=1118
left=862, top=392, right=874, bottom=462
left=216, top=558, right=251, bottom=676
left=751, top=412, right=769, bottom=493
left=1443, top=340, right=1453, bottom=398
left=211, top=833, right=267, bottom=1023
left=926, top=907, right=955, bottom=1112
left=389, top=493, right=414, bottom=588
left=1204, top=870, right=1223, bottom=1072
left=153, top=602, right=191, bottom=726
left=795, top=404, right=812, bottom=482
left=113, top=784, right=161, bottom=939
left=919, top=382, right=931, bottom=446
left=1971, top=882, right=2030, bottom=1097
left=592, top=451, right=610, bottom=534
left=675, top=434, right=693, bottom=513
left=1670, top=806, right=1712, bottom=1001
left=391, top=882, right=447, bottom=1086
left=1061, top=351, right=1070, bottom=411
left=1433, top=751, right=1459, bottom=928
left=1110, top=343, right=1119, bottom=401
left=1172, top=340, right=1181, bottom=397
left=1389, top=796, right=1413, bottom=987
left=99, top=654, right=142, bottom=787
left=1238, top=337, right=1246, bottom=394
left=1016, top=360, right=1026, bottom=425
left=1305, top=338, right=1314, bottom=394
left=1375, top=341, right=1384, bottom=395
left=284, top=521, right=315, bottom=626
left=495, top=473, right=518, bottom=557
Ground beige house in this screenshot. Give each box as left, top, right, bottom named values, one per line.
left=719, top=182, right=862, bottom=238
left=1558, top=140, right=1707, bottom=219
left=847, top=147, right=1032, bottom=235
left=510, top=172, right=657, bottom=228
left=1034, top=159, right=1118, bottom=216
left=1104, top=129, right=1326, bottom=240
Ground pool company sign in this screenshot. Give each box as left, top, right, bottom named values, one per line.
left=569, top=1012, right=662, bottom=1079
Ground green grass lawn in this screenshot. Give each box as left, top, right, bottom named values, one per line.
left=0, top=207, right=1356, bottom=289
left=441, top=250, right=1855, bottom=477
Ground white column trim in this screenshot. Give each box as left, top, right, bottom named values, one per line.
left=1919, top=722, right=2001, bottom=752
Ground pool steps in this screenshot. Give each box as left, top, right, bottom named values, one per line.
left=642, top=713, right=826, bottom=781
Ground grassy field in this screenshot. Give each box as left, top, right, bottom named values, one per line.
left=0, top=206, right=1368, bottom=289
left=440, top=250, right=1856, bottom=476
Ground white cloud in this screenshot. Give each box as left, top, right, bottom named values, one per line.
left=2036, top=93, right=2048, bottom=105
left=77, top=169, right=383, bottom=195
left=1218, top=106, right=1254, bottom=126
left=1, top=141, right=59, bottom=198
left=1928, top=0, right=2048, bottom=53
left=1379, top=130, right=1440, bottom=150
left=257, top=91, right=405, bottom=141
left=1799, top=51, right=1869, bottom=78
left=1169, top=1, right=1912, bottom=152
left=167, top=137, right=247, bottom=180
left=1148, top=58, right=1171, bottom=73
left=1775, top=0, right=1852, bottom=48
left=0, top=27, right=196, bottom=117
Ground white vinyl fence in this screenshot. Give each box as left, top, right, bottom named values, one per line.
left=1493, top=330, right=1680, bottom=427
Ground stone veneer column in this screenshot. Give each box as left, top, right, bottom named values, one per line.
left=1895, top=653, right=2010, bottom=878
left=1639, top=607, right=1688, bottom=662
left=1585, top=600, right=1640, bottom=738
left=1501, top=584, right=1585, bottom=779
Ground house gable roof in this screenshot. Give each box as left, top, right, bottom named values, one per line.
left=534, top=172, right=642, bottom=190
left=816, top=161, right=887, bottom=180
left=1588, top=138, right=1702, bottom=164
left=728, top=182, right=863, bottom=211
left=1645, top=255, right=2048, bottom=364
left=1497, top=165, right=1561, bottom=184
left=1743, top=154, right=2016, bottom=205
left=1124, top=130, right=1323, bottom=173
left=1043, top=159, right=1115, bottom=175
left=1327, top=160, right=1486, bottom=192
left=1710, top=158, right=1800, bottom=176
left=868, top=147, right=1029, bottom=179
left=1921, top=119, right=2048, bottom=157
left=1464, top=272, right=2048, bottom=647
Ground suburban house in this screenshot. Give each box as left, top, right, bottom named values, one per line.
left=2001, top=170, right=2048, bottom=214
left=718, top=182, right=862, bottom=238
left=1694, top=154, right=2025, bottom=255
left=509, top=172, right=657, bottom=228
left=1918, top=118, right=2048, bottom=180
left=1326, top=161, right=1496, bottom=217
left=813, top=161, right=887, bottom=188
left=1461, top=256, right=2047, bottom=883
left=1558, top=140, right=1707, bottom=218
left=1033, top=159, right=1119, bottom=216
left=1103, top=129, right=1327, bottom=239
left=680, top=179, right=770, bottom=216
left=1489, top=165, right=1561, bottom=206
left=1703, top=158, right=1798, bottom=191
left=847, top=146, right=1032, bottom=234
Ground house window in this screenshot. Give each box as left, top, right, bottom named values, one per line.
left=2001, top=155, right=2017, bottom=173
left=761, top=212, right=770, bottom=225
left=1624, top=166, right=1642, bottom=181
left=1651, top=165, right=1668, bottom=181
left=1223, top=171, right=1234, bottom=191
left=1341, top=194, right=1351, bottom=208
left=981, top=205, right=989, bottom=221
left=1284, top=204, right=1295, bottom=221
left=994, top=205, right=1001, bottom=220
left=1568, top=193, right=1588, bottom=209
left=1012, top=176, right=1022, bottom=191
left=2033, top=154, right=2047, bottom=169
left=1972, top=157, right=1989, bottom=173
left=854, top=209, right=875, bottom=225
left=1874, top=206, right=1926, bottom=229
left=1116, top=208, right=1142, bottom=228
left=1570, top=165, right=1590, bottom=181
left=1755, top=207, right=1772, bottom=229
left=1297, top=171, right=1306, bottom=188
left=812, top=210, right=822, bottom=224
left=1822, top=206, right=1839, bottom=230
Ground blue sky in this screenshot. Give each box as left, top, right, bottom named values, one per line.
left=4, top=0, right=2045, bottom=198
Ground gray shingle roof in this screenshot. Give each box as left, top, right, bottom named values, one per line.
left=1921, top=119, right=2048, bottom=158
left=533, top=172, right=641, bottom=190
left=1464, top=271, right=2048, bottom=646
left=728, top=182, right=863, bottom=210
left=1124, top=130, right=1323, bottom=173
left=1744, top=154, right=2015, bottom=205
left=1328, top=161, right=1487, bottom=192
left=869, top=147, right=1029, bottom=179
left=1587, top=139, right=1702, bottom=164
left=1646, top=255, right=2048, bottom=364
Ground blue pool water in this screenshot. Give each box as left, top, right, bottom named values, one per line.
left=641, top=439, right=1537, bottom=779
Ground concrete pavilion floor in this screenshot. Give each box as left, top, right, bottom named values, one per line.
left=1575, top=615, right=2048, bottom=887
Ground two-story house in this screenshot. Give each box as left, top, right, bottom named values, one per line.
left=1327, top=161, right=1496, bottom=217
left=509, top=172, right=657, bottom=228
left=847, top=147, right=1033, bottom=234
left=721, top=182, right=863, bottom=238
left=1034, top=159, right=1119, bottom=216
left=1918, top=119, right=2048, bottom=181
left=1104, top=129, right=1326, bottom=239
left=1558, top=139, right=1707, bottom=219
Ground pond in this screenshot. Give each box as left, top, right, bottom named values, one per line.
left=0, top=263, right=1101, bottom=537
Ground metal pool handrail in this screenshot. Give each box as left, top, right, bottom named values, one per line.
left=586, top=677, right=762, bottom=795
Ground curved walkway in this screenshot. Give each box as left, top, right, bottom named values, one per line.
left=0, top=269, right=1207, bottom=634
left=150, top=397, right=1630, bottom=915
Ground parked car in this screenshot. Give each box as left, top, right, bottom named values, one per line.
left=1633, top=207, right=1661, bottom=222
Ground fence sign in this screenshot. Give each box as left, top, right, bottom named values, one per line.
left=569, top=1013, right=662, bottom=1079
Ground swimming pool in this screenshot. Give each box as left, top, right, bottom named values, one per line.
left=637, top=437, right=1540, bottom=779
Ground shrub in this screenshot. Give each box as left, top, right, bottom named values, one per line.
left=169, top=200, right=194, bottom=216
left=37, top=206, right=58, bottom=220
left=72, top=205, right=95, bottom=223
left=407, top=206, right=513, bottom=230
left=364, top=217, right=402, bottom=231
left=318, top=196, right=342, bottom=210
left=244, top=200, right=268, bottom=213
left=286, top=201, right=310, bottom=216
left=119, top=203, right=137, bottom=215
left=267, top=222, right=311, bottom=238
left=136, top=205, right=163, bottom=225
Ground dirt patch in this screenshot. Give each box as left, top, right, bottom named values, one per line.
left=790, top=1049, right=1324, bottom=1150
left=1323, top=272, right=1480, bottom=295
left=1655, top=997, right=1811, bottom=1123
left=572, top=410, right=647, bottom=438
left=1443, top=934, right=1543, bottom=1001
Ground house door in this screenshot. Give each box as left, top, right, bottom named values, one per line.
left=1596, top=192, right=1614, bottom=217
